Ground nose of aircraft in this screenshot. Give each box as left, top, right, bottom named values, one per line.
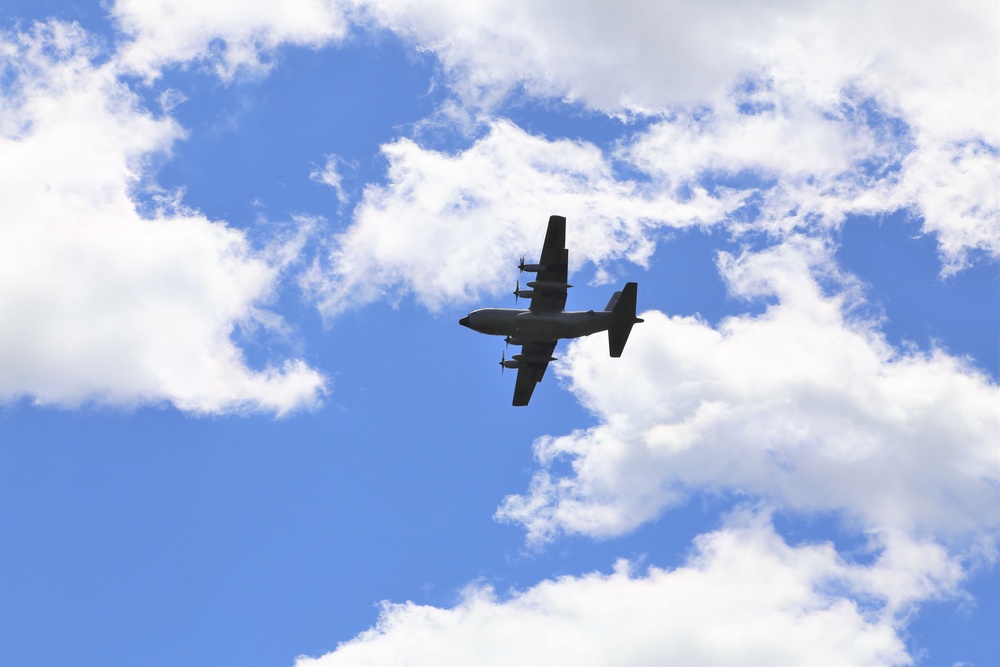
left=458, top=315, right=470, bottom=328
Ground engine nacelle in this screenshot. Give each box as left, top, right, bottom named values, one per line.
left=527, top=280, right=573, bottom=290
left=513, top=353, right=557, bottom=363
left=519, top=259, right=547, bottom=273
left=514, top=289, right=537, bottom=299
left=502, top=359, right=522, bottom=369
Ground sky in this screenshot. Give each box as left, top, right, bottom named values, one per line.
left=0, top=1, right=997, bottom=665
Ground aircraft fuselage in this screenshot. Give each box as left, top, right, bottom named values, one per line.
left=459, top=308, right=615, bottom=342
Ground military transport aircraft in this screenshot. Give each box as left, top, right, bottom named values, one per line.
left=459, top=215, right=644, bottom=406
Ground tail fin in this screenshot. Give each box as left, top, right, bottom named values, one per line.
left=607, top=282, right=643, bottom=357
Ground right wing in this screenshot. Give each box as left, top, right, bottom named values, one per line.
left=511, top=340, right=558, bottom=406
left=528, top=215, right=569, bottom=312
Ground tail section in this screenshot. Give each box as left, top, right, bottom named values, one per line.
left=607, top=282, right=643, bottom=357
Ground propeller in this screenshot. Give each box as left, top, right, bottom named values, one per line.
left=513, top=279, right=520, bottom=305
left=499, top=349, right=506, bottom=374
left=518, top=256, right=525, bottom=273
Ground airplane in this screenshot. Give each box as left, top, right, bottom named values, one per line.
left=459, top=215, right=644, bottom=406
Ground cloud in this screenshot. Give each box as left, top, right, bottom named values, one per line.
left=617, top=89, right=898, bottom=241
left=496, top=237, right=999, bottom=544
left=297, top=509, right=965, bottom=666
left=888, top=138, right=1000, bottom=275
left=355, top=0, right=996, bottom=137
left=310, top=154, right=349, bottom=204
left=352, top=0, right=782, bottom=112
left=304, top=119, right=743, bottom=317
left=112, top=0, right=350, bottom=79
left=0, top=22, right=326, bottom=415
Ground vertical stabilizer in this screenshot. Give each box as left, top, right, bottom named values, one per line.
left=608, top=282, right=643, bottom=357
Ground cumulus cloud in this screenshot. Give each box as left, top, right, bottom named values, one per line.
left=112, top=0, right=350, bottom=79
left=497, top=238, right=999, bottom=544
left=0, top=22, right=326, bottom=415
left=297, top=509, right=966, bottom=666
left=304, top=119, right=743, bottom=317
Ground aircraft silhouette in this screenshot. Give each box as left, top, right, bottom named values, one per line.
left=459, top=215, right=643, bottom=405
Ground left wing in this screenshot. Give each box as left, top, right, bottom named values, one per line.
left=511, top=340, right=558, bottom=406
left=528, top=215, right=569, bottom=312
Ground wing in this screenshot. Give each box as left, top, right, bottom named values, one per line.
left=528, top=215, right=569, bottom=312
left=512, top=340, right=558, bottom=406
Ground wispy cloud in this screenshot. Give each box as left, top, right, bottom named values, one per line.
left=310, top=154, right=350, bottom=205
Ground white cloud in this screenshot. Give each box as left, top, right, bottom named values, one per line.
left=889, top=138, right=1000, bottom=275
left=618, top=90, right=897, bottom=240
left=356, top=0, right=997, bottom=138
left=624, top=97, right=876, bottom=183
left=617, top=72, right=998, bottom=271
left=0, top=22, right=326, bottom=415
left=310, top=155, right=349, bottom=204
left=351, top=0, right=780, bottom=112
left=297, top=510, right=964, bottom=667
left=112, top=0, right=350, bottom=79
left=497, top=237, right=999, bottom=544
left=305, top=119, right=743, bottom=317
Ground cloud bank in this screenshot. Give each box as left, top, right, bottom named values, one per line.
left=298, top=509, right=965, bottom=666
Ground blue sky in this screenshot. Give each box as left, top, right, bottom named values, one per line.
left=1, top=2, right=997, bottom=665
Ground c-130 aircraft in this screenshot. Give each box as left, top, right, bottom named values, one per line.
left=459, top=215, right=644, bottom=406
